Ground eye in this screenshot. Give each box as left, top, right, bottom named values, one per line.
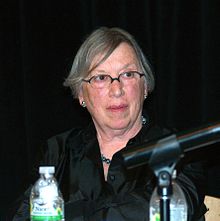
left=93, top=74, right=109, bottom=82
left=121, top=71, right=135, bottom=78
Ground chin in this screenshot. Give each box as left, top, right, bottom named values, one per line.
left=108, top=121, right=129, bottom=130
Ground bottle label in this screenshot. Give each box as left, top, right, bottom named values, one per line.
left=150, top=207, right=160, bottom=221
left=150, top=205, right=187, bottom=221
left=30, top=201, right=64, bottom=221
left=150, top=213, right=160, bottom=221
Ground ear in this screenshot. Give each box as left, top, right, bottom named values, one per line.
left=78, top=88, right=84, bottom=105
left=144, top=86, right=148, bottom=97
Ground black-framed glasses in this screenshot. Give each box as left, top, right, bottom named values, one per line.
left=82, top=71, right=145, bottom=89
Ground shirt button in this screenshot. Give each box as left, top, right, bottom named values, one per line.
left=109, top=175, right=115, bottom=181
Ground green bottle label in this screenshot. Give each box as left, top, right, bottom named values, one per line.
left=30, top=202, right=64, bottom=221
left=152, top=213, right=160, bottom=221
left=31, top=215, right=63, bottom=221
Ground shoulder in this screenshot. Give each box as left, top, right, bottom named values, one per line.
left=46, top=127, right=85, bottom=155
left=47, top=127, right=83, bottom=147
left=141, top=123, right=173, bottom=143
left=45, top=122, right=96, bottom=158
left=40, top=127, right=84, bottom=164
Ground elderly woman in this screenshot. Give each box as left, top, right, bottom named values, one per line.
left=12, top=27, right=206, bottom=221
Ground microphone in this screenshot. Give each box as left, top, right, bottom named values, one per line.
left=122, top=121, right=220, bottom=169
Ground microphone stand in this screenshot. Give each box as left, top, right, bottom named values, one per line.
left=148, top=134, right=181, bottom=221
left=122, top=121, right=220, bottom=221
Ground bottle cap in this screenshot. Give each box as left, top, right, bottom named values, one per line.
left=39, top=166, right=55, bottom=174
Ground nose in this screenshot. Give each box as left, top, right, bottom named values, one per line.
left=109, top=78, right=124, bottom=97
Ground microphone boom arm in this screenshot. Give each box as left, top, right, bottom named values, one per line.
left=122, top=121, right=220, bottom=169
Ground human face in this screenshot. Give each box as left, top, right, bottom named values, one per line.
left=79, top=43, right=148, bottom=134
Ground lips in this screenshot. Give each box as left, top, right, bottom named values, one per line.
left=107, top=104, right=128, bottom=112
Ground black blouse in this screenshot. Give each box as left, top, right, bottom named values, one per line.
left=12, top=122, right=206, bottom=221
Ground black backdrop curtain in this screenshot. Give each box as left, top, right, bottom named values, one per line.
left=1, top=0, right=220, bottom=219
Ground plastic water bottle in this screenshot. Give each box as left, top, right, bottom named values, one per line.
left=30, top=166, right=65, bottom=221
left=149, top=171, right=187, bottom=221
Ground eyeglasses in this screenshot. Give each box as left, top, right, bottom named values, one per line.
left=82, top=71, right=145, bottom=89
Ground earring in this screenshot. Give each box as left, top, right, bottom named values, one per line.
left=141, top=116, right=147, bottom=125
left=144, top=94, right=147, bottom=99
left=81, top=101, right=86, bottom=107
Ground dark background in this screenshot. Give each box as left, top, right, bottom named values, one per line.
left=1, top=0, right=220, bottom=219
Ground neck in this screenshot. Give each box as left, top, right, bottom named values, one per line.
left=96, top=123, right=142, bottom=160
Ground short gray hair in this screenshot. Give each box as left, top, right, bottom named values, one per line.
left=63, top=27, right=155, bottom=98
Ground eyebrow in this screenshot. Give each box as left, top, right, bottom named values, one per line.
left=93, top=63, right=138, bottom=74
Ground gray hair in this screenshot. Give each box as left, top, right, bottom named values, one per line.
left=63, top=27, right=155, bottom=98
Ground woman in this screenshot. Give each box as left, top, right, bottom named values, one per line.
left=65, top=27, right=154, bottom=181
left=12, top=27, right=206, bottom=221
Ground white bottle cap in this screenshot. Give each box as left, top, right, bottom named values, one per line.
left=39, top=166, right=55, bottom=174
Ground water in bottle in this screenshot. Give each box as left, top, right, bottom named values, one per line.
left=149, top=171, right=187, bottom=221
left=30, top=166, right=65, bottom=221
